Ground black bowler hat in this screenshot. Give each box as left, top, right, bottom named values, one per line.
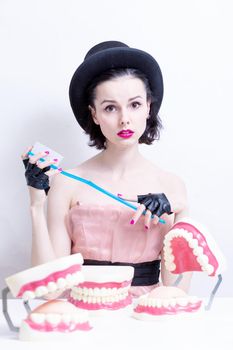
left=69, top=41, right=164, bottom=131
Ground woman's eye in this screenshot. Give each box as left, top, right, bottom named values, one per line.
left=105, top=105, right=116, bottom=112
left=131, top=101, right=141, bottom=108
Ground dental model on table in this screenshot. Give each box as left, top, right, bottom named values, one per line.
left=2, top=253, right=92, bottom=340
left=2, top=255, right=135, bottom=340
left=133, top=217, right=227, bottom=320
left=69, top=265, right=134, bottom=313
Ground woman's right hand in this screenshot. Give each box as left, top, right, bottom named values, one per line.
left=21, top=146, right=62, bottom=207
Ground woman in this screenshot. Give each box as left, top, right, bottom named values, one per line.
left=22, top=41, right=191, bottom=297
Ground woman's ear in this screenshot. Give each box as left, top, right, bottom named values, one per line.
left=146, top=100, right=151, bottom=119
left=88, top=105, right=99, bottom=125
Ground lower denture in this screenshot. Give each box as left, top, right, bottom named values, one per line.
left=134, top=300, right=202, bottom=315
left=25, top=318, right=91, bottom=332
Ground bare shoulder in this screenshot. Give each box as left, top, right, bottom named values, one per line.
left=160, top=168, right=187, bottom=194
left=145, top=160, right=186, bottom=193
left=50, top=162, right=90, bottom=188
left=148, top=163, right=188, bottom=215
left=48, top=159, right=98, bottom=207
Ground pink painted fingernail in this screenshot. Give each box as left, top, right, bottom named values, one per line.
left=145, top=225, right=149, bottom=230
left=117, top=193, right=122, bottom=197
left=58, top=167, right=63, bottom=172
left=130, top=219, right=134, bottom=225
left=45, top=151, right=50, bottom=154
left=53, top=158, right=58, bottom=162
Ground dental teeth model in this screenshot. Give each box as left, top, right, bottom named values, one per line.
left=163, top=217, right=226, bottom=276
left=69, top=265, right=134, bottom=312
left=133, top=286, right=202, bottom=320
left=5, top=253, right=84, bottom=300
left=19, top=300, right=91, bottom=341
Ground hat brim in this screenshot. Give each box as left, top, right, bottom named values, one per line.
left=69, top=47, right=163, bottom=130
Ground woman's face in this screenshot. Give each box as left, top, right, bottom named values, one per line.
left=90, top=75, right=151, bottom=148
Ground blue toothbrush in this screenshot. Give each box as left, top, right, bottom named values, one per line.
left=28, top=151, right=165, bottom=224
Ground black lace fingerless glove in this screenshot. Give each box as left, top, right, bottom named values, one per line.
left=137, top=193, right=172, bottom=217
left=23, top=158, right=50, bottom=195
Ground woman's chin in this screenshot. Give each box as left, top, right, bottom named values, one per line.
left=107, top=137, right=139, bottom=149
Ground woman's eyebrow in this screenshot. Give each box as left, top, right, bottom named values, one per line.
left=100, top=96, right=143, bottom=105
left=101, top=99, right=116, bottom=105
left=128, top=95, right=143, bottom=101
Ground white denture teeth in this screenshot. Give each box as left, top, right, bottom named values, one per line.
left=35, top=286, right=49, bottom=297
left=23, top=291, right=35, bottom=300
left=71, top=313, right=80, bottom=323
left=167, top=262, right=176, bottom=271
left=30, top=313, right=45, bottom=324
left=21, top=272, right=85, bottom=300
left=72, top=310, right=88, bottom=323
left=87, top=296, right=92, bottom=304
left=72, top=286, right=130, bottom=300
left=165, top=247, right=173, bottom=255
left=47, top=281, right=57, bottom=292
left=138, top=296, right=200, bottom=309
left=30, top=312, right=88, bottom=326
left=188, top=239, right=198, bottom=248
left=162, top=299, right=170, bottom=308
left=188, top=296, right=198, bottom=304
left=156, top=299, right=162, bottom=307
left=169, top=298, right=177, bottom=307
left=56, top=277, right=67, bottom=289
left=46, top=313, right=61, bottom=325
left=61, top=313, right=71, bottom=324
left=65, top=273, right=76, bottom=286
left=165, top=254, right=175, bottom=263
left=206, top=264, right=214, bottom=274
left=165, top=235, right=173, bottom=241
left=5, top=253, right=84, bottom=299
left=183, top=231, right=193, bottom=240
left=197, top=255, right=209, bottom=265
left=164, top=231, right=214, bottom=275
left=71, top=293, right=127, bottom=304
left=96, top=296, right=101, bottom=304
left=193, top=247, right=204, bottom=256
left=139, top=298, right=146, bottom=306
left=176, top=298, right=188, bottom=307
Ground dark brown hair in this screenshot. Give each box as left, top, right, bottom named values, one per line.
left=84, top=68, right=163, bottom=149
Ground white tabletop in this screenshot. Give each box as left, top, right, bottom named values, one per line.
left=1, top=298, right=233, bottom=350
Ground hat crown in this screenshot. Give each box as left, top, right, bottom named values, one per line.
left=84, top=41, right=129, bottom=60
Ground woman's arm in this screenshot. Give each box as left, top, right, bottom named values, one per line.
left=30, top=172, right=71, bottom=266
left=46, top=173, right=72, bottom=258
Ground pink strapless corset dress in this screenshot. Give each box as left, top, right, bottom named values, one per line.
left=66, top=202, right=174, bottom=297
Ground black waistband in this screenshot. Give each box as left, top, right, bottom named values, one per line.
left=83, top=259, right=161, bottom=286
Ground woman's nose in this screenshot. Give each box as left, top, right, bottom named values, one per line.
left=119, top=109, right=130, bottom=125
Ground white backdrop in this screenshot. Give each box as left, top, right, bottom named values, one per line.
left=0, top=0, right=232, bottom=297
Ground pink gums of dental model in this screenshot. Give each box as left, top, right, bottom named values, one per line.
left=25, top=318, right=91, bottom=332
left=78, top=280, right=131, bottom=289
left=17, top=264, right=81, bottom=297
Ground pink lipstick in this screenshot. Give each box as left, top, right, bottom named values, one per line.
left=117, top=129, right=134, bottom=139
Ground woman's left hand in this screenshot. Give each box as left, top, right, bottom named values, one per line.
left=119, top=193, right=172, bottom=229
